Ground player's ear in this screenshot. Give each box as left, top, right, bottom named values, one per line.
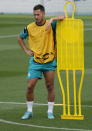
left=41, top=11, right=45, bottom=18
left=43, top=12, right=45, bottom=17
left=42, top=10, right=45, bottom=15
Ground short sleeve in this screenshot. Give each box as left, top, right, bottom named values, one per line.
left=19, top=27, right=28, bottom=39
left=51, top=20, right=57, bottom=32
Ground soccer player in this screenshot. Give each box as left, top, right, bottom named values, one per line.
left=18, top=4, right=65, bottom=119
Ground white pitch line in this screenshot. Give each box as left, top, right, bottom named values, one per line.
left=0, top=101, right=92, bottom=108
left=0, top=22, right=27, bottom=24
left=85, top=24, right=92, bottom=26
left=0, top=101, right=47, bottom=106
left=0, top=34, right=18, bottom=38
left=84, top=28, right=92, bottom=31
left=0, top=119, right=92, bottom=131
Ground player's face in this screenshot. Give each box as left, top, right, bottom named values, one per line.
left=33, top=9, right=45, bottom=25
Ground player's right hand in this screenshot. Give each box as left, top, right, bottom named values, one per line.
left=25, top=49, right=34, bottom=56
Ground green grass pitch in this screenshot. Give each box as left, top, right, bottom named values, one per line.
left=0, top=14, right=92, bottom=131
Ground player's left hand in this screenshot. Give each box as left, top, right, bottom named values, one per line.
left=45, top=15, right=65, bottom=31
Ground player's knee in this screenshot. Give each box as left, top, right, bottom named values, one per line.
left=27, top=82, right=34, bottom=93
left=46, top=82, right=54, bottom=91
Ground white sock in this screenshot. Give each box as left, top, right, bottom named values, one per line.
left=27, top=101, right=33, bottom=112
left=48, top=102, right=54, bottom=113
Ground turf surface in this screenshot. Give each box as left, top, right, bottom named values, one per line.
left=0, top=14, right=92, bottom=131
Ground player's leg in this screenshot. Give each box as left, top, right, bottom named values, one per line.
left=44, top=71, right=55, bottom=102
left=21, top=55, right=42, bottom=120
left=44, top=70, right=55, bottom=119
left=21, top=78, right=38, bottom=120
left=26, top=78, right=38, bottom=101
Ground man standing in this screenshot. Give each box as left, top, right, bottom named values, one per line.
left=18, top=4, right=65, bottom=119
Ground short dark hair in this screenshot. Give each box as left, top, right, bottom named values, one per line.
left=33, top=4, right=45, bottom=12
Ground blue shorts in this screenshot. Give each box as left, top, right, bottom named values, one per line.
left=27, top=56, right=57, bottom=79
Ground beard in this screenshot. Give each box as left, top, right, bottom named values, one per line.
left=35, top=18, right=45, bottom=26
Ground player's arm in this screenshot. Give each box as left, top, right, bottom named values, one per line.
left=18, top=27, right=33, bottom=56
left=46, top=15, right=65, bottom=31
